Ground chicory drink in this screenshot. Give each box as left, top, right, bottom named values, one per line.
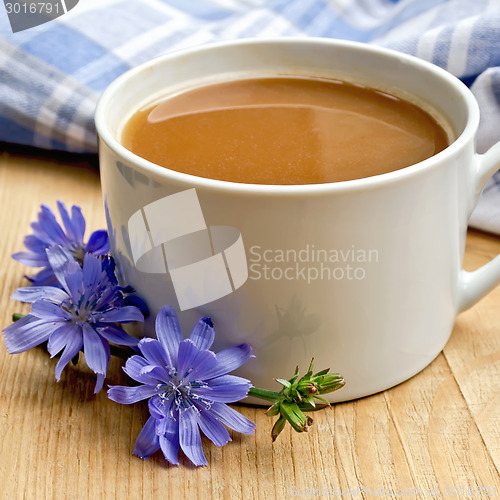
left=121, top=76, right=450, bottom=185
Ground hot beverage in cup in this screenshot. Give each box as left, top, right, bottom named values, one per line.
left=96, top=39, right=500, bottom=402
left=122, top=76, right=450, bottom=185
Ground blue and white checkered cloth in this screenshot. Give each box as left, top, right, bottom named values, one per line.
left=1, top=0, right=499, bottom=233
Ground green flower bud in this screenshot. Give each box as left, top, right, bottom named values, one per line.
left=271, top=415, right=287, bottom=442
left=248, top=358, right=345, bottom=441
left=279, top=401, right=313, bottom=434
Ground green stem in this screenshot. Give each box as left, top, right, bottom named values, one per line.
left=248, top=387, right=282, bottom=403
left=12, top=313, right=26, bottom=322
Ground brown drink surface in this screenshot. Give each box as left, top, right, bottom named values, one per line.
left=122, top=76, right=449, bottom=184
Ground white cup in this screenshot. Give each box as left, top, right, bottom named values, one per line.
left=95, top=38, right=500, bottom=402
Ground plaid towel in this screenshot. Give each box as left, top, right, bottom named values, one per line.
left=1, top=0, right=499, bottom=233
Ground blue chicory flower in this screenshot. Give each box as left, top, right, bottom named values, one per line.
left=12, top=201, right=109, bottom=285
left=3, top=246, right=143, bottom=393
left=108, top=305, right=256, bottom=467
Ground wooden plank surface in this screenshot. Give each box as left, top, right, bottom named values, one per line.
left=1, top=148, right=499, bottom=499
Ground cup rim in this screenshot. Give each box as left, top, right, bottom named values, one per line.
left=95, top=37, right=480, bottom=195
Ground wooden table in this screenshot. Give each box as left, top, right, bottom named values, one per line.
left=1, top=147, right=499, bottom=499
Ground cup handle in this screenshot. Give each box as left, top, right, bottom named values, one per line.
left=458, top=142, right=500, bottom=312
